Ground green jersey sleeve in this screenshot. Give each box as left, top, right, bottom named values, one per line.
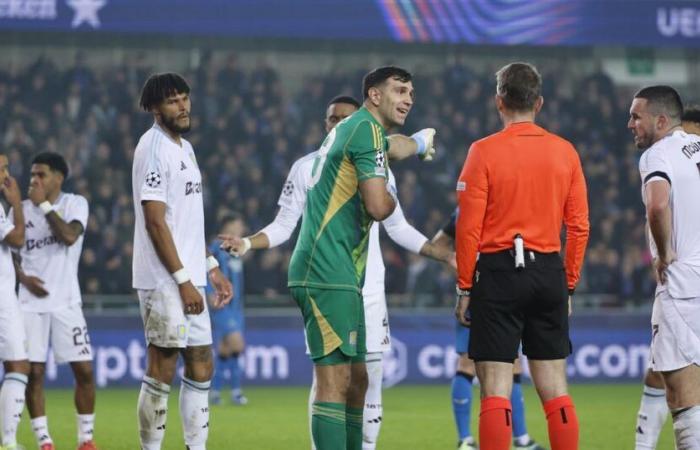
left=347, top=120, right=388, bottom=182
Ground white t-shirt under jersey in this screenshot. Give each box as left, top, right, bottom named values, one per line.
left=132, top=123, right=207, bottom=289
left=639, top=129, right=700, bottom=298
left=14, top=194, right=88, bottom=312
left=277, top=151, right=427, bottom=299
left=0, top=204, right=16, bottom=300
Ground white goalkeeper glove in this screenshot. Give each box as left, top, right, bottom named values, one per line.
left=411, top=128, right=436, bottom=161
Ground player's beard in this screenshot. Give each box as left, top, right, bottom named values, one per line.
left=162, top=113, right=191, bottom=135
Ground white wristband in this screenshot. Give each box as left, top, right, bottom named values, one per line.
left=206, top=255, right=219, bottom=272
left=38, top=201, right=53, bottom=215
left=241, top=237, right=251, bottom=254
left=172, top=268, right=191, bottom=285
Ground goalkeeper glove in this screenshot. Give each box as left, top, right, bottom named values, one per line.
left=411, top=128, right=436, bottom=161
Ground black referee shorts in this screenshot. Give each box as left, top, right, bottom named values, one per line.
left=467, top=249, right=571, bottom=362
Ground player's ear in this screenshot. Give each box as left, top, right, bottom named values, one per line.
left=368, top=87, right=382, bottom=107
left=494, top=94, right=505, bottom=113
left=534, top=96, right=544, bottom=114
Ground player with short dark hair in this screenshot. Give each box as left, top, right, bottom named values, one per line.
left=0, top=152, right=30, bottom=450
left=13, top=151, right=99, bottom=450
left=630, top=85, right=700, bottom=449
left=220, top=92, right=444, bottom=450
left=681, top=105, right=700, bottom=135
left=455, top=62, right=589, bottom=450
left=132, top=73, right=233, bottom=450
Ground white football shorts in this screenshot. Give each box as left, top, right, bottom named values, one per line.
left=0, top=292, right=28, bottom=361
left=137, top=282, right=212, bottom=348
left=650, top=288, right=700, bottom=372
left=364, top=291, right=391, bottom=354
left=23, top=304, right=92, bottom=364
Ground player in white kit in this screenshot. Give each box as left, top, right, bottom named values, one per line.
left=12, top=152, right=97, bottom=450
left=0, top=153, right=30, bottom=450
left=630, top=85, right=700, bottom=450
left=132, top=73, right=232, bottom=450
left=220, top=96, right=452, bottom=449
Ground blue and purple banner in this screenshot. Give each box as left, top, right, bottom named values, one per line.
left=1, top=0, right=700, bottom=47
left=40, top=312, right=653, bottom=388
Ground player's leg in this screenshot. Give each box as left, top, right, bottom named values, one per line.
left=179, top=290, right=214, bottom=450
left=511, top=357, right=546, bottom=450
left=651, top=293, right=700, bottom=449
left=635, top=369, right=668, bottom=449
left=360, top=294, right=387, bottom=450
left=292, top=287, right=360, bottom=450
left=525, top=257, right=578, bottom=450
left=362, top=352, right=383, bottom=450
left=210, top=328, right=227, bottom=405
left=452, top=322, right=477, bottom=449
left=0, top=297, right=30, bottom=449
left=1, top=361, right=29, bottom=449
left=23, top=311, right=54, bottom=449
left=226, top=331, right=246, bottom=405
left=51, top=304, right=97, bottom=449
left=136, top=286, right=186, bottom=450
left=346, top=307, right=367, bottom=450
left=662, top=365, right=700, bottom=450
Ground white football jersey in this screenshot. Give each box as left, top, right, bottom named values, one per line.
left=277, top=152, right=412, bottom=300
left=15, top=194, right=88, bottom=312
left=0, top=203, right=16, bottom=301
left=132, top=124, right=207, bottom=289
left=639, top=129, right=700, bottom=298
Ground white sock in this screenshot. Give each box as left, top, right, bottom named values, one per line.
left=309, top=375, right=317, bottom=450
left=179, top=377, right=210, bottom=450
left=0, top=373, right=27, bottom=446
left=138, top=376, right=170, bottom=450
left=77, top=413, right=95, bottom=444
left=30, top=416, right=53, bottom=446
left=515, top=433, right=532, bottom=446
left=362, top=354, right=383, bottom=450
left=672, top=405, right=700, bottom=450
left=635, top=385, right=668, bottom=449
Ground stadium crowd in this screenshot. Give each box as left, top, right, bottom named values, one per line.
left=0, top=52, right=657, bottom=306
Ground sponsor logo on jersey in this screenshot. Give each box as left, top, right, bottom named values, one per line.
left=26, top=235, right=60, bottom=251
left=185, top=181, right=202, bottom=196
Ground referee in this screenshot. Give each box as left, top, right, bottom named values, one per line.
left=454, top=62, right=589, bottom=450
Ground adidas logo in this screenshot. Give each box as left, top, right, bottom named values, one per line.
left=366, top=416, right=382, bottom=424
left=180, top=161, right=187, bottom=171
left=636, top=426, right=644, bottom=435
left=26, top=220, right=34, bottom=228
left=79, top=347, right=91, bottom=356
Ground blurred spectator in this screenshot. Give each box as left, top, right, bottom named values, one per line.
left=0, top=53, right=660, bottom=307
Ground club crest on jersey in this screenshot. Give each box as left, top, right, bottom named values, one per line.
left=282, top=180, right=294, bottom=196
left=145, top=171, right=161, bottom=188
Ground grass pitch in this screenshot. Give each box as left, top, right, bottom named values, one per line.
left=19, top=384, right=673, bottom=449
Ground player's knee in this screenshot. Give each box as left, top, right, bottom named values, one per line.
left=29, top=364, right=46, bottom=384
left=4, top=360, right=30, bottom=376
left=72, top=362, right=95, bottom=387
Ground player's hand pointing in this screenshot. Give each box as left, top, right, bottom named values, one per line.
left=179, top=281, right=204, bottom=315
left=209, top=267, right=233, bottom=308
left=412, top=128, right=436, bottom=161
left=654, top=250, right=676, bottom=285
left=219, top=234, right=251, bottom=257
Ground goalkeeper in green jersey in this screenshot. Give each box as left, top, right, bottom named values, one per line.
left=287, top=66, right=414, bottom=450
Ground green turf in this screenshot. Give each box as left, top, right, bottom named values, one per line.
left=17, top=383, right=673, bottom=449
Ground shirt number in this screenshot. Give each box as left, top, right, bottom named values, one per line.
left=309, top=128, right=336, bottom=189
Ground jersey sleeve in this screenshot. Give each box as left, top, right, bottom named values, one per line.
left=0, top=205, right=14, bottom=241
left=348, top=121, right=388, bottom=182
left=141, top=141, right=170, bottom=203
left=442, top=208, right=459, bottom=240
left=639, top=147, right=672, bottom=186
left=277, top=157, right=309, bottom=211
left=65, top=196, right=89, bottom=230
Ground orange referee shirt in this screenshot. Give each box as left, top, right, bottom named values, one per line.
left=456, top=121, right=589, bottom=292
